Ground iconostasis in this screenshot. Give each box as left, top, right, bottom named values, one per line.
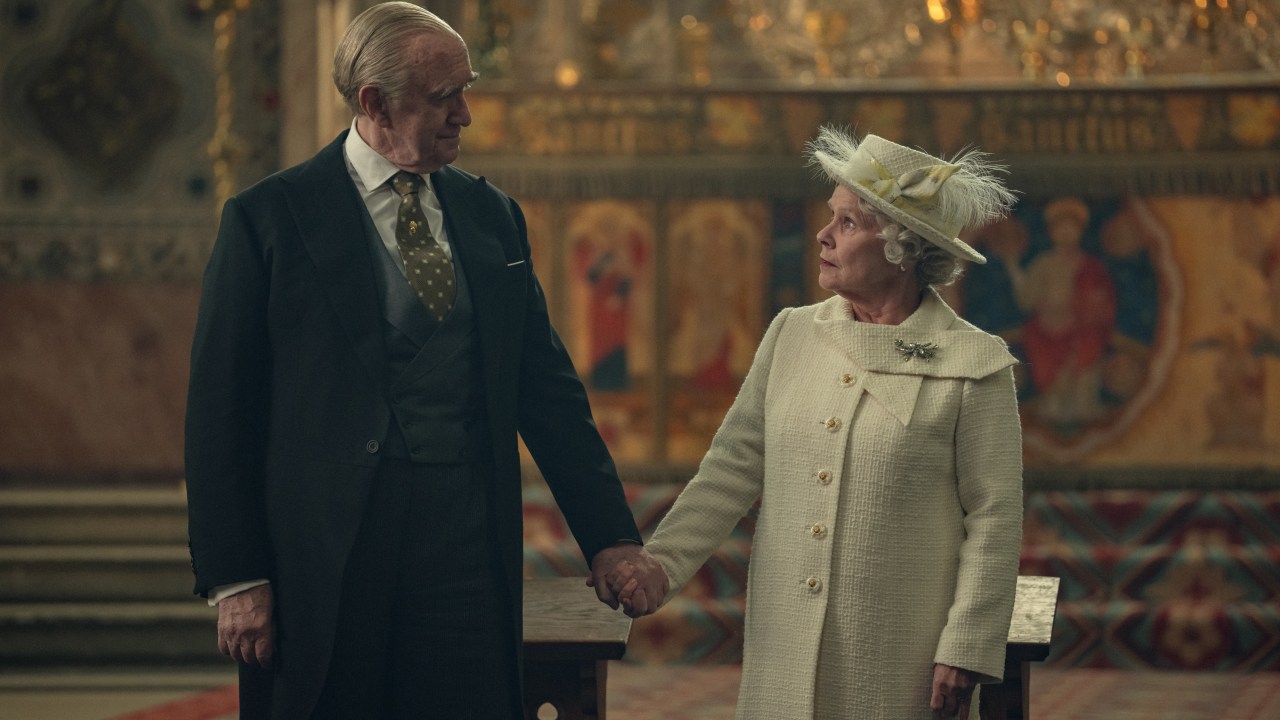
left=1, top=0, right=1278, bottom=481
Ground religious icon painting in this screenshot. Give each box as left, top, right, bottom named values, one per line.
left=665, top=200, right=769, bottom=463
left=1185, top=196, right=1280, bottom=458
left=564, top=200, right=657, bottom=462
left=960, top=197, right=1182, bottom=463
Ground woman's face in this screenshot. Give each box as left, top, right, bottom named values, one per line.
left=816, top=186, right=898, bottom=300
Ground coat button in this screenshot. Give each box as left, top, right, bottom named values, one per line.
left=817, top=470, right=831, bottom=485
left=824, top=417, right=841, bottom=431
left=839, top=372, right=855, bottom=386
left=365, top=439, right=380, bottom=454
left=806, top=576, right=822, bottom=592
left=810, top=523, right=826, bottom=538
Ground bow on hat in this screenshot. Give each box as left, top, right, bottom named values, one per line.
left=853, top=157, right=959, bottom=211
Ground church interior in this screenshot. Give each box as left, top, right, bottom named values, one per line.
left=2, top=0, right=1279, bottom=718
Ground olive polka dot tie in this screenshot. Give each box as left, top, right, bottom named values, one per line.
left=391, top=171, right=454, bottom=322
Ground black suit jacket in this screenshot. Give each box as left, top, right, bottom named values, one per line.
left=185, top=132, right=640, bottom=715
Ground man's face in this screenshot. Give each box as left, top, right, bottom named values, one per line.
left=378, top=32, right=474, bottom=174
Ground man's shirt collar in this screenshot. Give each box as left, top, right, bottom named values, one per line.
left=343, top=119, right=432, bottom=196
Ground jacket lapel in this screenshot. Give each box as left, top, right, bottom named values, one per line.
left=283, top=132, right=387, bottom=386
left=432, top=167, right=525, bottom=417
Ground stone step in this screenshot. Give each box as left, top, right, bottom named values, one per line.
left=0, top=545, right=194, bottom=602
left=0, top=489, right=188, bottom=545
left=0, top=602, right=223, bottom=668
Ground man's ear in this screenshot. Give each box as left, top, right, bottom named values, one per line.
left=357, top=86, right=392, bottom=127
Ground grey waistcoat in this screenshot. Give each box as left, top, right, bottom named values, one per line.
left=363, top=208, right=489, bottom=464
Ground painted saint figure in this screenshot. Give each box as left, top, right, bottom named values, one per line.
left=1002, top=197, right=1117, bottom=426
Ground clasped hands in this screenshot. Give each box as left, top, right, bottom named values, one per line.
left=588, top=543, right=669, bottom=618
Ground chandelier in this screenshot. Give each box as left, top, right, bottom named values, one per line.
left=732, top=0, right=1280, bottom=85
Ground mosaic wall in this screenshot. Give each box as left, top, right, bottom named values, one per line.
left=0, top=2, right=1278, bottom=481
left=0, top=0, right=278, bottom=481
left=0, top=0, right=279, bottom=282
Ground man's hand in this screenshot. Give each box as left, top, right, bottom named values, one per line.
left=587, top=543, right=669, bottom=618
left=930, top=663, right=978, bottom=718
left=217, top=583, right=276, bottom=667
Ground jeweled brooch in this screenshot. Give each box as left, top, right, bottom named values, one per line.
left=894, top=339, right=938, bottom=361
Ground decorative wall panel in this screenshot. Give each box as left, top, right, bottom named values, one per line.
left=564, top=200, right=658, bottom=462
left=2, top=3, right=1279, bottom=480
left=963, top=198, right=1181, bottom=463
left=0, top=0, right=278, bottom=482
left=0, top=0, right=279, bottom=282
left=666, top=200, right=769, bottom=462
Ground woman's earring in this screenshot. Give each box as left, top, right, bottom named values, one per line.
left=898, top=263, right=906, bottom=272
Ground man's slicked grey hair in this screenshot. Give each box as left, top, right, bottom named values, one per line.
left=333, top=1, right=463, bottom=115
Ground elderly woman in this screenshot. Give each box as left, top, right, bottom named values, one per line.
left=617, top=128, right=1023, bottom=719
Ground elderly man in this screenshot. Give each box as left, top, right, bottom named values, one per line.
left=185, top=3, right=665, bottom=718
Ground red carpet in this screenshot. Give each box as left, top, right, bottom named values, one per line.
left=103, top=667, right=1280, bottom=720
left=106, top=685, right=237, bottom=720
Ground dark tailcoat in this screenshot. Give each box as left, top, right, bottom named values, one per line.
left=185, top=132, right=640, bottom=717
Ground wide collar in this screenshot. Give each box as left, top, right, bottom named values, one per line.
left=813, top=288, right=1017, bottom=426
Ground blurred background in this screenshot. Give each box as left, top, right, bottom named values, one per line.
left=0, top=1, right=1278, bottom=718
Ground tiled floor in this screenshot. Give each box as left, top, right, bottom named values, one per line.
left=3, top=665, right=1280, bottom=720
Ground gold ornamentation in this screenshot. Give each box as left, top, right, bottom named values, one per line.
left=206, top=0, right=253, bottom=217
left=894, top=339, right=938, bottom=361
left=26, top=0, right=180, bottom=189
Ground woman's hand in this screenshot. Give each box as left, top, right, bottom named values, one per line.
left=930, top=663, right=978, bottom=718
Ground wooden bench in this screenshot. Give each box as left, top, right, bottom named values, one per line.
left=524, top=577, right=632, bottom=720
left=981, top=575, right=1061, bottom=720
left=524, top=575, right=1059, bottom=720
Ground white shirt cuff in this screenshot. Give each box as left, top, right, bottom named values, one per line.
left=208, top=579, right=271, bottom=607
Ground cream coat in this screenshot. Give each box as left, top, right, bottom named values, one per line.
left=647, top=290, right=1023, bottom=720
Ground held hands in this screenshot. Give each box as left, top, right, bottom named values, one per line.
left=217, top=583, right=276, bottom=668
left=930, top=663, right=979, bottom=718
left=587, top=543, right=669, bottom=618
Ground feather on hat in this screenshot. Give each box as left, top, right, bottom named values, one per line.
left=807, top=127, right=1017, bottom=264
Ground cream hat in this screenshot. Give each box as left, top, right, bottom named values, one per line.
left=808, top=127, right=1017, bottom=264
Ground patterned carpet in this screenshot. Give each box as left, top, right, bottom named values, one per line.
left=101, top=666, right=1280, bottom=720
left=524, top=486, right=1280, bottom=671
